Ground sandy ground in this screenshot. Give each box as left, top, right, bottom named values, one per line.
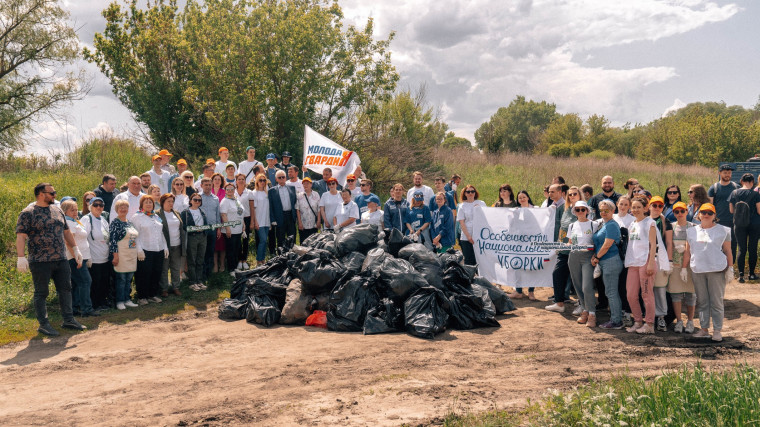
left=2, top=281, right=760, bottom=427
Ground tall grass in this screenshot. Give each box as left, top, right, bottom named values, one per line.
left=443, top=364, right=760, bottom=426
left=64, top=134, right=152, bottom=181
left=433, top=148, right=716, bottom=206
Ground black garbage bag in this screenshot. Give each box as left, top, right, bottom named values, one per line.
left=244, top=277, right=288, bottom=307
left=471, top=280, right=496, bottom=317
left=438, top=248, right=464, bottom=267
left=218, top=298, right=248, bottom=320
left=404, top=287, right=450, bottom=339
left=301, top=230, right=338, bottom=255
left=280, top=279, right=330, bottom=325
left=443, top=262, right=478, bottom=289
left=340, top=252, right=366, bottom=274
left=376, top=240, right=388, bottom=253
left=326, top=273, right=379, bottom=332
left=245, top=294, right=281, bottom=326
left=378, top=257, right=428, bottom=299
left=362, top=247, right=387, bottom=273
left=471, top=276, right=515, bottom=313
left=334, top=223, right=380, bottom=256
left=276, top=235, right=296, bottom=255
left=384, top=228, right=412, bottom=256
left=413, top=261, right=445, bottom=289
left=398, top=243, right=440, bottom=266
left=363, top=298, right=404, bottom=335
left=230, top=276, right=247, bottom=300
left=446, top=293, right=500, bottom=330
left=290, top=250, right=345, bottom=293
left=237, top=254, right=290, bottom=284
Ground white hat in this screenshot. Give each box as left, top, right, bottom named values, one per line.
left=573, top=200, right=589, bottom=210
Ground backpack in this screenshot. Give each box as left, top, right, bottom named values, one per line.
left=734, top=200, right=751, bottom=227
left=617, top=227, right=629, bottom=262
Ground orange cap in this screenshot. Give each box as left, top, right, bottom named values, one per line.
left=673, top=201, right=687, bottom=210
left=218, top=147, right=228, bottom=154
left=177, top=158, right=187, bottom=166
left=151, top=154, right=161, bottom=161
left=346, top=174, right=356, bottom=180
left=302, top=177, right=312, bottom=183
left=158, top=149, right=172, bottom=157
left=649, top=196, right=664, bottom=205
left=206, top=158, right=216, bottom=165
left=699, top=203, right=716, bottom=213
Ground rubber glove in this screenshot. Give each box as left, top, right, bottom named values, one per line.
left=17, top=257, right=29, bottom=273
left=137, top=249, right=146, bottom=261
left=680, top=268, right=688, bottom=283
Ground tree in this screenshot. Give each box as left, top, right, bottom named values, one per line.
left=85, top=0, right=398, bottom=160
left=0, top=0, right=88, bottom=151
left=474, top=96, right=557, bottom=153
left=541, top=113, right=585, bottom=156
left=441, top=131, right=473, bottom=150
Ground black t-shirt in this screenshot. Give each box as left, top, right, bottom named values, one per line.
left=589, top=191, right=621, bottom=218
left=728, top=188, right=760, bottom=225
left=708, top=181, right=740, bottom=225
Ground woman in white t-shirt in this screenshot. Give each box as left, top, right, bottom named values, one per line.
left=456, top=184, right=487, bottom=266
left=613, top=195, right=634, bottom=230
left=682, top=203, right=733, bottom=342
left=220, top=183, right=245, bottom=275
left=334, top=188, right=359, bottom=232
left=319, top=177, right=343, bottom=231
left=566, top=200, right=598, bottom=327
left=235, top=173, right=254, bottom=270
left=170, top=177, right=189, bottom=213
left=624, top=196, right=658, bottom=334
left=251, top=174, right=271, bottom=266
left=61, top=200, right=93, bottom=316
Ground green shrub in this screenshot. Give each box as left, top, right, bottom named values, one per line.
left=582, top=149, right=616, bottom=160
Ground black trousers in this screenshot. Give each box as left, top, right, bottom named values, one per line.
left=135, top=250, right=163, bottom=299
left=274, top=211, right=297, bottom=250
left=204, top=233, right=215, bottom=279
left=240, top=216, right=251, bottom=262
left=720, top=221, right=738, bottom=262
left=226, top=233, right=242, bottom=271
left=595, top=275, right=608, bottom=307
left=89, top=262, right=113, bottom=309
left=735, top=223, right=760, bottom=275
left=299, top=227, right=318, bottom=244
left=460, top=239, right=476, bottom=265
left=552, top=252, right=570, bottom=302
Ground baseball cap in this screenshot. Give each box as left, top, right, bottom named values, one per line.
left=302, top=177, right=312, bottom=183
left=177, top=159, right=187, bottom=166
left=346, top=174, right=356, bottom=180
left=413, top=191, right=424, bottom=201
left=719, top=164, right=735, bottom=171
left=326, top=177, right=338, bottom=183
left=699, top=203, right=716, bottom=213
left=218, top=147, right=229, bottom=154
left=266, top=153, right=277, bottom=160
left=649, top=196, right=665, bottom=205
left=673, top=201, right=688, bottom=210
left=206, top=158, right=216, bottom=165
left=282, top=151, right=292, bottom=158
left=151, top=154, right=161, bottom=161
left=89, top=197, right=104, bottom=205
left=158, top=149, right=172, bottom=156
left=60, top=196, right=77, bottom=203
left=367, top=195, right=381, bottom=205
left=245, top=146, right=255, bottom=152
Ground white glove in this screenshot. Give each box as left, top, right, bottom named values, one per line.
left=725, top=268, right=734, bottom=284
left=17, top=257, right=29, bottom=273
left=679, top=268, right=688, bottom=283
left=73, top=247, right=84, bottom=267
left=241, top=230, right=247, bottom=239
left=164, top=248, right=169, bottom=259
left=451, top=183, right=457, bottom=191
left=137, top=249, right=146, bottom=261
left=593, top=264, right=602, bottom=279
left=334, top=225, right=341, bottom=233
left=271, top=221, right=278, bottom=227
left=86, top=259, right=93, bottom=268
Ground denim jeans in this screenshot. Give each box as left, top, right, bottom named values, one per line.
left=599, top=255, right=624, bottom=323
left=256, top=226, right=270, bottom=261
left=69, top=258, right=93, bottom=314
left=114, top=271, right=134, bottom=303
left=29, top=260, right=74, bottom=324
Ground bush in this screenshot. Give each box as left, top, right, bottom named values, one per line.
left=65, top=135, right=152, bottom=180
left=582, top=149, right=616, bottom=160
left=547, top=143, right=572, bottom=157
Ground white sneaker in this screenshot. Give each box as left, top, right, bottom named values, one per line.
left=230, top=272, right=236, bottom=278
left=572, top=306, right=584, bottom=316
left=545, top=303, right=565, bottom=313
left=138, top=299, right=148, bottom=305
left=236, top=262, right=243, bottom=270
left=124, top=300, right=138, bottom=308
left=685, top=320, right=695, bottom=334
left=149, top=296, right=162, bottom=303
left=117, top=302, right=126, bottom=310
left=199, top=283, right=208, bottom=290
left=674, top=320, right=684, bottom=333
left=242, top=262, right=250, bottom=270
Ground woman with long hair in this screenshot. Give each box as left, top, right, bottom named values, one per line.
left=663, top=185, right=682, bottom=222
left=493, top=183, right=517, bottom=207
left=251, top=173, right=271, bottom=266
left=625, top=196, right=658, bottom=334
left=457, top=184, right=486, bottom=265
left=688, top=184, right=710, bottom=224
left=211, top=173, right=227, bottom=272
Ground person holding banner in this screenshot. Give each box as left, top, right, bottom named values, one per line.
left=319, top=177, right=343, bottom=231
left=430, top=192, right=455, bottom=253
left=383, top=183, right=409, bottom=233
left=625, top=197, right=659, bottom=334
left=406, top=191, right=433, bottom=250
left=221, top=183, right=245, bottom=275
left=509, top=191, right=536, bottom=300
left=546, top=185, right=579, bottom=314
left=457, top=184, right=487, bottom=266
left=591, top=199, right=625, bottom=329
left=181, top=194, right=208, bottom=291
left=312, top=168, right=342, bottom=196
left=567, top=200, right=598, bottom=327
left=158, top=193, right=184, bottom=297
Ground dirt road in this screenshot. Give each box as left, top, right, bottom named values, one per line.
left=2, top=282, right=759, bottom=426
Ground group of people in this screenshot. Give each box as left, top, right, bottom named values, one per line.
left=14, top=146, right=743, bottom=342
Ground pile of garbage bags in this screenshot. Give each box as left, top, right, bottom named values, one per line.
left=218, top=224, right=515, bottom=339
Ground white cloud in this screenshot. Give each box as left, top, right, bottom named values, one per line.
left=662, top=98, right=688, bottom=117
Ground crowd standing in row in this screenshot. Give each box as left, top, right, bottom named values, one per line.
left=15, top=147, right=740, bottom=341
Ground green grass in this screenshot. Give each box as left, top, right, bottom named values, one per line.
left=442, top=364, right=760, bottom=426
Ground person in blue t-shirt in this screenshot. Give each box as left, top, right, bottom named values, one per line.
left=354, top=178, right=379, bottom=223
left=429, top=176, right=456, bottom=215
left=406, top=191, right=433, bottom=250
left=430, top=192, right=455, bottom=253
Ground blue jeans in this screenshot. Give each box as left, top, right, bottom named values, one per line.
left=599, top=255, right=623, bottom=323
left=256, top=226, right=270, bottom=261
left=115, top=272, right=134, bottom=303
left=69, top=258, right=93, bottom=314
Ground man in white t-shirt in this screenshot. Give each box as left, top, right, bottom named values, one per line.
left=215, top=147, right=237, bottom=175
left=285, top=166, right=304, bottom=193
left=237, top=146, right=263, bottom=184
left=147, top=154, right=171, bottom=194
left=406, top=171, right=434, bottom=203
left=110, top=176, right=143, bottom=220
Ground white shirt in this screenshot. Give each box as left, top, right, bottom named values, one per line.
left=235, top=188, right=252, bottom=217
left=251, top=190, right=270, bottom=227
left=237, top=159, right=263, bottom=182
left=131, top=212, right=167, bottom=252
left=65, top=217, right=91, bottom=260
left=686, top=224, right=731, bottom=273
left=190, top=208, right=203, bottom=227
left=456, top=200, right=487, bottom=239
left=348, top=186, right=362, bottom=199
left=220, top=197, right=245, bottom=234
left=335, top=201, right=359, bottom=228
left=165, top=212, right=181, bottom=246
left=319, top=192, right=343, bottom=230
left=297, top=191, right=321, bottom=229
left=361, top=209, right=384, bottom=226
left=286, top=179, right=304, bottom=194
left=613, top=213, right=635, bottom=230
left=407, top=185, right=435, bottom=204
left=84, top=214, right=110, bottom=264
left=110, top=190, right=142, bottom=220
left=568, top=220, right=595, bottom=248
left=215, top=160, right=237, bottom=175
left=174, top=193, right=189, bottom=213
left=276, top=184, right=292, bottom=211
left=148, top=168, right=171, bottom=194
left=625, top=216, right=655, bottom=267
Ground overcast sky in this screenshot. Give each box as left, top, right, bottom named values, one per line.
left=26, top=0, right=760, bottom=154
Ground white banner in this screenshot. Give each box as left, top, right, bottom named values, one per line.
left=472, top=206, right=557, bottom=287
left=303, top=125, right=361, bottom=186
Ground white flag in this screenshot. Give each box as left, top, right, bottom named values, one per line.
left=303, top=125, right=361, bottom=186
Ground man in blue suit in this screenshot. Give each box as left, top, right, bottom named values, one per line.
left=268, top=169, right=297, bottom=250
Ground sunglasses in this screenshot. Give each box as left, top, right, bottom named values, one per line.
left=700, top=211, right=715, bottom=216
left=465, top=190, right=476, bottom=194
left=91, top=203, right=104, bottom=208
left=192, top=199, right=201, bottom=202
left=328, top=182, right=337, bottom=186
left=599, top=209, right=611, bottom=213
left=44, top=191, right=57, bottom=196
left=650, top=204, right=664, bottom=208
left=360, top=183, right=369, bottom=187
left=85, top=198, right=93, bottom=203
left=688, top=191, right=694, bottom=194
left=257, top=179, right=266, bottom=183
left=347, top=179, right=355, bottom=183
left=673, top=209, right=686, bottom=214
left=276, top=176, right=285, bottom=179
left=574, top=208, right=587, bottom=212
left=568, top=192, right=579, bottom=197
left=174, top=183, right=183, bottom=186
left=667, top=190, right=679, bottom=195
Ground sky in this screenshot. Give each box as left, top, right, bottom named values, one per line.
left=24, top=0, right=760, bottom=154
